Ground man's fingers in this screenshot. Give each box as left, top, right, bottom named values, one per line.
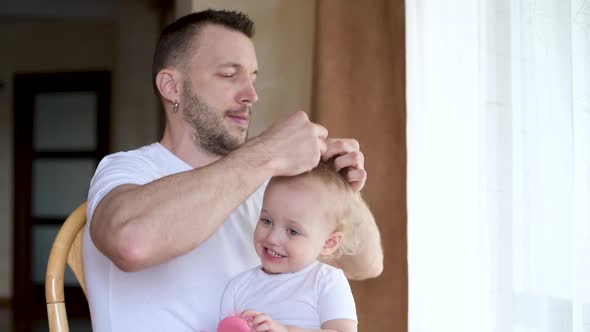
left=315, top=124, right=329, bottom=140
left=313, top=124, right=329, bottom=160
left=320, top=138, right=367, bottom=191
left=344, top=168, right=367, bottom=192
left=258, top=111, right=329, bottom=177
left=319, top=138, right=328, bottom=157
left=332, top=150, right=365, bottom=172
left=322, top=138, right=360, bottom=161
left=291, top=111, right=327, bottom=140
left=291, top=110, right=309, bottom=122
left=345, top=168, right=367, bottom=183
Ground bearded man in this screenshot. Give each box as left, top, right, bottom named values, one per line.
left=84, top=9, right=382, bottom=332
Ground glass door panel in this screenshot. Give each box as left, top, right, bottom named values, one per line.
left=32, top=159, right=95, bottom=218
left=33, top=91, right=98, bottom=151
left=31, top=225, right=80, bottom=286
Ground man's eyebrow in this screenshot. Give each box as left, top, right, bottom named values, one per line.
left=217, top=62, right=241, bottom=69
left=217, top=62, right=258, bottom=75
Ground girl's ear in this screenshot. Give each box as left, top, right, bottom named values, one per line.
left=155, top=68, right=182, bottom=105
left=320, top=231, right=343, bottom=256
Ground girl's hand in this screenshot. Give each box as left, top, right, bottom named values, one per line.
left=241, top=310, right=288, bottom=332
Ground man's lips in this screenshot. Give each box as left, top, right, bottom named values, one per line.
left=227, top=114, right=248, bottom=120
left=226, top=111, right=250, bottom=126
left=226, top=115, right=248, bottom=126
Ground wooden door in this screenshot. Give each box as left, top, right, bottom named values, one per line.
left=12, top=71, right=110, bottom=331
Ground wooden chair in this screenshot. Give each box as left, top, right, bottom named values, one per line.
left=45, top=202, right=88, bottom=332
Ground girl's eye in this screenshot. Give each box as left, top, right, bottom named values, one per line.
left=287, top=229, right=299, bottom=236
left=260, top=218, right=272, bottom=226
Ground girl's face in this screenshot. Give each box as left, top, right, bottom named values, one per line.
left=254, top=177, right=341, bottom=274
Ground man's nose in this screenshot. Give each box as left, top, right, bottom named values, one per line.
left=237, top=78, right=258, bottom=105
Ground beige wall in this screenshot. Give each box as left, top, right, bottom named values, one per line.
left=182, top=0, right=317, bottom=136
left=0, top=0, right=161, bottom=297
left=112, top=2, right=160, bottom=152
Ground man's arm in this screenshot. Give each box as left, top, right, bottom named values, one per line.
left=90, top=111, right=327, bottom=272
left=321, top=139, right=384, bottom=280
left=326, top=194, right=383, bottom=280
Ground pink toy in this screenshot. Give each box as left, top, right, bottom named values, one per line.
left=217, top=316, right=251, bottom=332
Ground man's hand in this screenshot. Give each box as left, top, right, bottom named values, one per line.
left=241, top=310, right=288, bottom=332
left=247, top=112, right=367, bottom=193
left=248, top=111, right=328, bottom=177
left=322, top=138, right=367, bottom=192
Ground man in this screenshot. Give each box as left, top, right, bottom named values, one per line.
left=83, top=9, right=383, bottom=332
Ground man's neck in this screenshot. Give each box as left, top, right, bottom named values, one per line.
left=160, top=125, right=221, bottom=169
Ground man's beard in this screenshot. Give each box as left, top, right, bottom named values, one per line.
left=182, top=83, right=250, bottom=156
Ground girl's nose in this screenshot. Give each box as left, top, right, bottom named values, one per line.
left=264, top=229, right=281, bottom=245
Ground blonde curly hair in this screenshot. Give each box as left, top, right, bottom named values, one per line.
left=271, top=161, right=364, bottom=259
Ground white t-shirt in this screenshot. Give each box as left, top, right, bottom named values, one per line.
left=220, top=261, right=357, bottom=329
left=83, top=143, right=265, bottom=332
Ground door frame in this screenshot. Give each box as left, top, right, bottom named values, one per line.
left=12, top=70, right=110, bottom=328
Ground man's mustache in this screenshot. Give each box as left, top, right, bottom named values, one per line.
left=226, top=106, right=252, bottom=117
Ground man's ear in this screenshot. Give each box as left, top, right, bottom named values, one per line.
left=320, top=231, right=343, bottom=256
left=155, top=68, right=181, bottom=104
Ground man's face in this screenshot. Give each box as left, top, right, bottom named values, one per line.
left=181, top=24, right=259, bottom=156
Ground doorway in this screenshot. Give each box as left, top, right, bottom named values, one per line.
left=12, top=71, right=110, bottom=331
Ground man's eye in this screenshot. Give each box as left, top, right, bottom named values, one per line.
left=287, top=229, right=299, bottom=236
left=220, top=72, right=235, bottom=78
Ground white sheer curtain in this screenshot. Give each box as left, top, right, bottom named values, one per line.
left=406, top=1, right=590, bottom=331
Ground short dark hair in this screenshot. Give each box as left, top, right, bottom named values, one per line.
left=151, top=9, right=255, bottom=96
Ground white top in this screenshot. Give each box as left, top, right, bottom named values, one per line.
left=83, top=143, right=265, bottom=332
left=220, top=261, right=357, bottom=329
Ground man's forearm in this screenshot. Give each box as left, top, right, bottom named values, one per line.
left=329, top=194, right=383, bottom=280
left=91, top=137, right=275, bottom=272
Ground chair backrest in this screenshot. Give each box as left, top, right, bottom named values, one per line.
left=45, top=202, right=88, bottom=332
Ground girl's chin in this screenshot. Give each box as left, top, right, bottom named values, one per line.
left=261, top=266, right=282, bottom=275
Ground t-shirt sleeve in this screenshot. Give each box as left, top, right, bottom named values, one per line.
left=318, top=268, right=358, bottom=324
left=87, top=152, right=153, bottom=226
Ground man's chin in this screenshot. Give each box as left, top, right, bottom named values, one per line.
left=240, top=132, right=249, bottom=144
left=224, top=134, right=248, bottom=153
left=229, top=127, right=249, bottom=144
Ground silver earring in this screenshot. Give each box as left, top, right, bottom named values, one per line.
left=172, top=100, right=179, bottom=113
